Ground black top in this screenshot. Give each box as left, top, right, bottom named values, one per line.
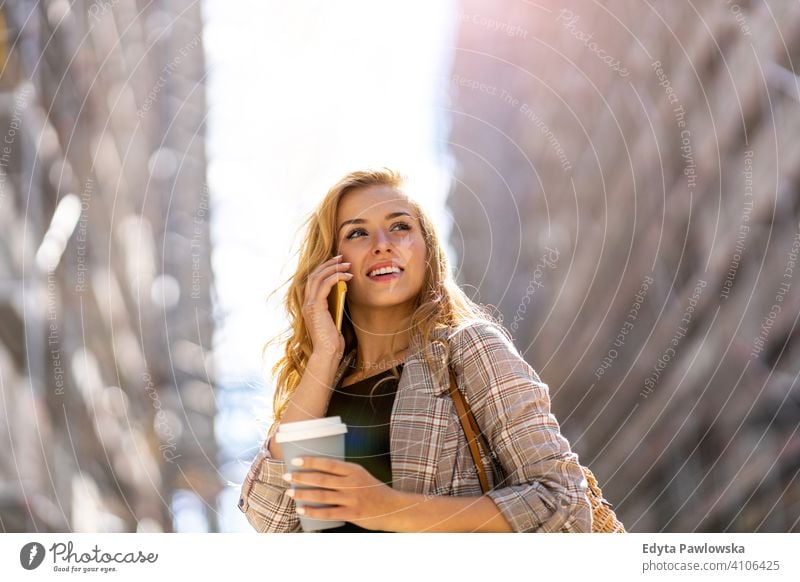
left=318, top=363, right=403, bottom=533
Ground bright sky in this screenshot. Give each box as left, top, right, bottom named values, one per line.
left=203, top=0, right=457, bottom=385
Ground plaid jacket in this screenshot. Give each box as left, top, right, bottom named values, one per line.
left=237, top=320, right=592, bottom=532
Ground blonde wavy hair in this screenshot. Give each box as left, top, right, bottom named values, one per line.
left=264, top=168, right=499, bottom=429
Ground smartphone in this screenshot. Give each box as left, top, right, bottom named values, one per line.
left=327, top=280, right=347, bottom=332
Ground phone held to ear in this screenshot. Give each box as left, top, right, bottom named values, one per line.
left=327, top=280, right=347, bottom=331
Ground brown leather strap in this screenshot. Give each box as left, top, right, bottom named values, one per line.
left=447, top=365, right=494, bottom=493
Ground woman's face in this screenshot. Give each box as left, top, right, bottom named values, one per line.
left=336, top=185, right=427, bottom=311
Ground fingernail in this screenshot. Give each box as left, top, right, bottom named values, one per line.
left=291, top=458, right=304, bottom=466
left=286, top=489, right=295, bottom=497
left=296, top=506, right=305, bottom=515
left=282, top=473, right=292, bottom=482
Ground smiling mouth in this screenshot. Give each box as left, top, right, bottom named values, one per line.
left=367, top=269, right=403, bottom=282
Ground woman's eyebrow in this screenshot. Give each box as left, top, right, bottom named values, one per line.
left=338, top=211, right=413, bottom=234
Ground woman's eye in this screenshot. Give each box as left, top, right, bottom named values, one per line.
left=346, top=223, right=410, bottom=240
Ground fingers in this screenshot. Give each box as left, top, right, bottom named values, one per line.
left=283, top=470, right=337, bottom=488
left=304, top=271, right=352, bottom=312
left=286, top=487, right=343, bottom=506
left=305, top=260, right=352, bottom=304
left=314, top=255, right=347, bottom=276
left=290, top=456, right=351, bottom=476
left=316, top=262, right=352, bottom=283
left=295, top=504, right=350, bottom=521
left=320, top=270, right=353, bottom=296
left=313, top=255, right=345, bottom=270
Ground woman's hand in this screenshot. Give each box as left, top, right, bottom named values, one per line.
left=282, top=456, right=402, bottom=531
left=302, top=254, right=353, bottom=361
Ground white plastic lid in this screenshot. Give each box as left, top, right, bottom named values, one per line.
left=274, top=416, right=348, bottom=443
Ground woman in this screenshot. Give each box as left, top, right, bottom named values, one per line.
left=237, top=168, right=591, bottom=532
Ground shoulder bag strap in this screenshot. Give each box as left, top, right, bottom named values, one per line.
left=447, top=365, right=498, bottom=494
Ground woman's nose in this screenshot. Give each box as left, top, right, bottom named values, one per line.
left=372, top=229, right=392, bottom=252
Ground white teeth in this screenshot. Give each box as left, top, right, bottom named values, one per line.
left=369, top=266, right=401, bottom=277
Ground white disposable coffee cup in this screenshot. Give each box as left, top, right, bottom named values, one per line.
left=275, top=416, right=348, bottom=531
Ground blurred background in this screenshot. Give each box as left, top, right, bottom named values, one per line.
left=0, top=0, right=797, bottom=533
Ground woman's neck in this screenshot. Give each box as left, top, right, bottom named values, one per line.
left=348, top=303, right=413, bottom=369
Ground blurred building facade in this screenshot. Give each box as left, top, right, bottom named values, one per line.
left=448, top=1, right=799, bottom=531
left=0, top=0, right=217, bottom=532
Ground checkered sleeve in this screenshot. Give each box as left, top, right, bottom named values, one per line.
left=237, top=424, right=302, bottom=533
left=453, top=322, right=592, bottom=533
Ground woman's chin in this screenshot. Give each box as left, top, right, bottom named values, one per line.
left=352, top=293, right=416, bottom=309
